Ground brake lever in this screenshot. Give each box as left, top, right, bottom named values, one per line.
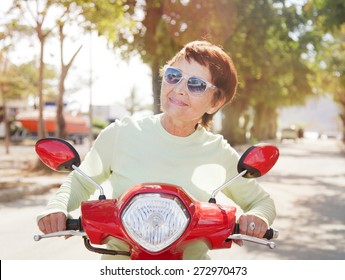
left=33, top=230, right=87, bottom=241
left=228, top=234, right=277, bottom=249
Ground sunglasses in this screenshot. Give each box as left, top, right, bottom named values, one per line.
left=163, top=66, right=217, bottom=96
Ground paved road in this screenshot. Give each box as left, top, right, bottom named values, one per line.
left=214, top=138, right=345, bottom=260
left=1, top=138, right=344, bottom=260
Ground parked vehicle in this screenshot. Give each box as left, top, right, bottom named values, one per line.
left=16, top=108, right=89, bottom=144
left=280, top=127, right=298, bottom=141
left=33, top=138, right=279, bottom=260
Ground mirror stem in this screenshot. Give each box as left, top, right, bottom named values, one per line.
left=209, top=170, right=247, bottom=203
left=72, top=165, right=106, bottom=199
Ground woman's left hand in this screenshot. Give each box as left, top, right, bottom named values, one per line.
left=238, top=214, right=268, bottom=238
left=233, top=215, right=268, bottom=247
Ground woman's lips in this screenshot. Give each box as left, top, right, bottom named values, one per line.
left=169, top=97, right=187, bottom=106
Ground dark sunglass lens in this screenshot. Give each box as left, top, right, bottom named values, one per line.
left=187, top=77, right=207, bottom=93
left=164, top=68, right=182, bottom=84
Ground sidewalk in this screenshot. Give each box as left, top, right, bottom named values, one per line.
left=0, top=176, right=64, bottom=203
left=0, top=142, right=65, bottom=202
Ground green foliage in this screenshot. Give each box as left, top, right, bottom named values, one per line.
left=92, top=118, right=108, bottom=129
left=219, top=0, right=318, bottom=141
left=0, top=62, right=36, bottom=100
left=162, top=0, right=236, bottom=46
left=64, top=0, right=137, bottom=39
left=63, top=0, right=326, bottom=142
left=2, top=0, right=345, bottom=143
left=305, top=0, right=345, bottom=31
left=304, top=0, right=345, bottom=141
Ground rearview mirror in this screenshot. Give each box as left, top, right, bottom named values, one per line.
left=35, top=138, right=81, bottom=172
left=237, top=144, right=279, bottom=178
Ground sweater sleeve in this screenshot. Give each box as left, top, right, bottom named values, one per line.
left=36, top=122, right=118, bottom=222
left=220, top=143, right=276, bottom=226
left=222, top=177, right=276, bottom=226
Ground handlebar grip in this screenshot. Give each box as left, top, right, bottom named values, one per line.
left=66, top=218, right=82, bottom=231
left=234, top=223, right=279, bottom=240
left=263, top=228, right=279, bottom=239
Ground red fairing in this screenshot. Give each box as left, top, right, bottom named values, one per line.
left=187, top=201, right=237, bottom=249
left=81, top=183, right=237, bottom=260
left=81, top=199, right=122, bottom=244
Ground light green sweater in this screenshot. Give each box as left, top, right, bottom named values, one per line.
left=38, top=114, right=276, bottom=259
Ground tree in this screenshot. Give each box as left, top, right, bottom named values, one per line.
left=0, top=51, right=13, bottom=154
left=304, top=0, right=345, bottom=141
left=0, top=23, right=16, bottom=154
left=0, top=16, right=36, bottom=153
left=56, top=0, right=137, bottom=143
left=125, top=86, right=141, bottom=116
left=306, top=0, right=345, bottom=31
left=80, top=0, right=317, bottom=144
left=56, top=15, right=83, bottom=139
left=0, top=59, right=36, bottom=154
left=11, top=0, right=57, bottom=139
left=59, top=0, right=321, bottom=145
left=220, top=0, right=317, bottom=144
left=9, top=0, right=86, bottom=140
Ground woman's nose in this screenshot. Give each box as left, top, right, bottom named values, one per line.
left=174, top=77, right=188, bottom=95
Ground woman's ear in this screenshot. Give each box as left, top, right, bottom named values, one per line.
left=207, top=95, right=225, bottom=115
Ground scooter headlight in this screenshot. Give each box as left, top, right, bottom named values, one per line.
left=121, top=193, right=190, bottom=252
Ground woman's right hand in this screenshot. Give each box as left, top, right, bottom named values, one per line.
left=38, top=212, right=66, bottom=234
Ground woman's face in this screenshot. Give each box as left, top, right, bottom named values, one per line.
left=160, top=59, right=221, bottom=125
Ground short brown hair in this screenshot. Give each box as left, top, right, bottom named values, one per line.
left=166, top=40, right=238, bottom=129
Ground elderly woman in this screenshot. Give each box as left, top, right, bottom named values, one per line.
left=37, top=40, right=276, bottom=259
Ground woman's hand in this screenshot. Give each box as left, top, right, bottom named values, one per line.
left=238, top=214, right=268, bottom=238
left=38, top=212, right=66, bottom=234
left=233, top=214, right=268, bottom=247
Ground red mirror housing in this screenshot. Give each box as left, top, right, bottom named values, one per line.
left=35, top=138, right=80, bottom=172
left=237, top=144, right=279, bottom=178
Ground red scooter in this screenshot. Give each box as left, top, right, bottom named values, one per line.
left=34, top=138, right=279, bottom=260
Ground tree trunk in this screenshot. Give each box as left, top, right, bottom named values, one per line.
left=338, top=95, right=345, bottom=144
left=37, top=28, right=46, bottom=140
left=340, top=114, right=345, bottom=143
left=56, top=70, right=66, bottom=139
left=151, top=62, right=161, bottom=114
left=0, top=83, right=10, bottom=154
left=221, top=99, right=247, bottom=145
left=0, top=53, right=10, bottom=154
left=339, top=107, right=345, bottom=144
left=56, top=23, right=83, bottom=139
left=251, top=103, right=278, bottom=141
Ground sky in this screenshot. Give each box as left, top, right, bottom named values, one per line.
left=68, top=35, right=153, bottom=112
